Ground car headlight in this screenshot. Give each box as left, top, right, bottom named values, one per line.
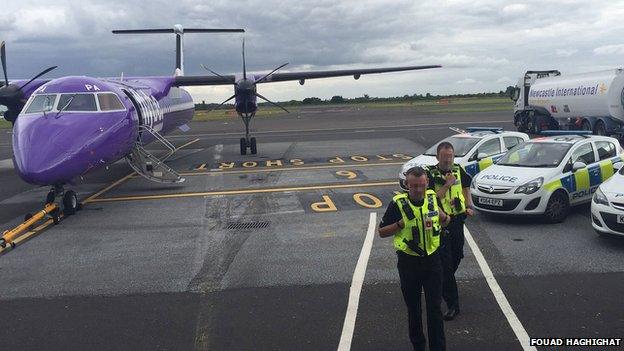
left=514, top=177, right=543, bottom=194
left=470, top=178, right=476, bottom=189
left=593, top=187, right=609, bottom=206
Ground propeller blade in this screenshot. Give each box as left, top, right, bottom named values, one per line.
left=200, top=64, right=227, bottom=79
left=1, top=41, right=8, bottom=86
left=255, top=93, right=289, bottom=113
left=207, top=94, right=237, bottom=113
left=255, top=63, right=289, bottom=85
left=19, top=66, right=57, bottom=91
left=242, top=37, right=246, bottom=80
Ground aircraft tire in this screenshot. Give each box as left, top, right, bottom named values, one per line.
left=240, top=138, right=247, bottom=155
left=63, top=190, right=78, bottom=216
left=250, top=137, right=257, bottom=154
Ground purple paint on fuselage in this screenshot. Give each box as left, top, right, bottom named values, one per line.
left=12, top=75, right=194, bottom=186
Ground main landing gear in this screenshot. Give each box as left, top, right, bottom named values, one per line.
left=239, top=113, right=257, bottom=155
left=44, top=184, right=82, bottom=223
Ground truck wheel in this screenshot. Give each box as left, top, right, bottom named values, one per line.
left=593, top=121, right=606, bottom=136
left=544, top=191, right=569, bottom=223
left=581, top=120, right=591, bottom=131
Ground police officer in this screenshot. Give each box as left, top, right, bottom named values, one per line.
left=379, top=166, right=450, bottom=351
left=427, top=141, right=474, bottom=321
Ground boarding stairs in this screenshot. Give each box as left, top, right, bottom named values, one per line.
left=125, top=125, right=185, bottom=183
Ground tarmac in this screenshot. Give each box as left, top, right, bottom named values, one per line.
left=0, top=106, right=622, bottom=350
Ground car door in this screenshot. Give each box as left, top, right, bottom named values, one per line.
left=464, top=137, right=503, bottom=176
left=564, top=141, right=598, bottom=205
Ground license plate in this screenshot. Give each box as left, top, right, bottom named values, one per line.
left=478, top=197, right=503, bottom=207
left=618, top=215, right=624, bottom=224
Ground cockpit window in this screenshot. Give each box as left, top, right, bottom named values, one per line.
left=24, top=94, right=57, bottom=114
left=97, top=93, right=125, bottom=111
left=58, top=93, right=97, bottom=112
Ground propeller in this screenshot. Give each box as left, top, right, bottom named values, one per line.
left=202, top=38, right=290, bottom=115
left=0, top=41, right=57, bottom=125
left=255, top=93, right=289, bottom=113
left=207, top=94, right=236, bottom=113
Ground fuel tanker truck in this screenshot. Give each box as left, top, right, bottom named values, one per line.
left=511, top=69, right=624, bottom=142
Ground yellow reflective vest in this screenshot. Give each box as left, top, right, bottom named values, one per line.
left=392, top=190, right=442, bottom=256
left=428, top=164, right=466, bottom=216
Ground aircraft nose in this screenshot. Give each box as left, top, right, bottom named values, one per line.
left=12, top=113, right=134, bottom=185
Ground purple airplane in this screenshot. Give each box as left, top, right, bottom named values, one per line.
left=0, top=25, right=440, bottom=216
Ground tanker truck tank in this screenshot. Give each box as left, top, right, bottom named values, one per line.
left=512, top=69, right=624, bottom=142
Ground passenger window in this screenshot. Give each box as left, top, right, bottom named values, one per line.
left=58, top=94, right=97, bottom=112
left=570, top=143, right=596, bottom=165
left=98, top=93, right=125, bottom=111
left=595, top=141, right=616, bottom=160
left=503, top=137, right=522, bottom=150
left=475, top=139, right=502, bottom=158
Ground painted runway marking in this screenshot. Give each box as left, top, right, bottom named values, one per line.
left=0, top=158, right=13, bottom=169
left=179, top=161, right=404, bottom=176
left=167, top=120, right=510, bottom=139
left=338, top=212, right=377, bottom=351
left=89, top=181, right=397, bottom=203
left=464, top=225, right=536, bottom=351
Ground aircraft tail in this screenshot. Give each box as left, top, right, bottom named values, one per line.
left=112, top=25, right=244, bottom=76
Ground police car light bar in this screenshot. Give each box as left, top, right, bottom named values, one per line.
left=465, top=127, right=503, bottom=133
left=540, top=130, right=593, bottom=136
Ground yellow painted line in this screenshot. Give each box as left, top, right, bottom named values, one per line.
left=90, top=180, right=398, bottom=203
left=173, top=138, right=201, bottom=152
left=83, top=172, right=137, bottom=203
left=0, top=219, right=55, bottom=255
left=178, top=161, right=405, bottom=176
left=84, top=138, right=201, bottom=203
left=1, top=137, right=202, bottom=254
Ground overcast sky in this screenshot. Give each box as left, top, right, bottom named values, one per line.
left=2, top=0, right=624, bottom=103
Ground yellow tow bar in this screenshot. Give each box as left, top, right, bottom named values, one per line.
left=0, top=203, right=60, bottom=249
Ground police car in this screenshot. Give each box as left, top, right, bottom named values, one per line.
left=471, top=131, right=624, bottom=223
left=591, top=162, right=624, bottom=237
left=398, top=127, right=529, bottom=191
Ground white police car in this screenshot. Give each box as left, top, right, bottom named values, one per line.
left=591, top=162, right=624, bottom=237
left=399, top=127, right=529, bottom=191
left=471, top=131, right=624, bottom=222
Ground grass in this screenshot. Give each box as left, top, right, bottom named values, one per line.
left=0, top=97, right=514, bottom=127
left=0, top=118, right=11, bottom=129
left=193, top=96, right=513, bottom=121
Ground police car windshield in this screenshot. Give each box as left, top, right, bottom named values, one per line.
left=423, top=136, right=480, bottom=157
left=496, top=142, right=572, bottom=167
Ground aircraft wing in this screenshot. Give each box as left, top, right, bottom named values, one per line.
left=174, top=75, right=236, bottom=86
left=172, top=65, right=440, bottom=87
left=259, top=65, right=441, bottom=83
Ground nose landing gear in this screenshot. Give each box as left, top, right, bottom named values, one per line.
left=239, top=112, right=257, bottom=155
left=45, top=185, right=82, bottom=221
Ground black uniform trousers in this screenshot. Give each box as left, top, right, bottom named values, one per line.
left=397, top=250, right=445, bottom=351
left=441, top=216, right=465, bottom=310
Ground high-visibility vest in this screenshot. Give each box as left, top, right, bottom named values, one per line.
left=392, top=190, right=441, bottom=256
left=428, top=164, right=466, bottom=216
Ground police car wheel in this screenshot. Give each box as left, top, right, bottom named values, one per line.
left=544, top=191, right=569, bottom=223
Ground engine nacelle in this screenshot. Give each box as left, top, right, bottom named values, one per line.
left=299, top=79, right=305, bottom=85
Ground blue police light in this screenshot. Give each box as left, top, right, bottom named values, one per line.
left=540, top=130, right=593, bottom=136
left=465, top=127, right=503, bottom=133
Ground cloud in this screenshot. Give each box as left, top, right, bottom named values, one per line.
left=556, top=49, right=578, bottom=57
left=593, top=44, right=624, bottom=56
left=1, top=0, right=624, bottom=101
left=496, top=76, right=514, bottom=84
left=456, top=78, right=477, bottom=84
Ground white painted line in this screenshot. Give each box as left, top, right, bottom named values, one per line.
left=168, top=120, right=510, bottom=139
left=464, top=225, right=537, bottom=351
left=0, top=158, right=13, bottom=169
left=337, top=212, right=377, bottom=351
